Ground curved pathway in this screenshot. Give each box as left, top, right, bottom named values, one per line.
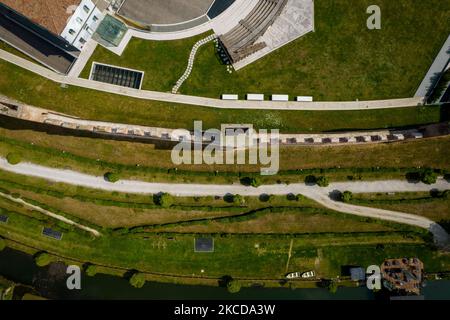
left=1, top=158, right=449, bottom=248
left=172, top=34, right=217, bottom=93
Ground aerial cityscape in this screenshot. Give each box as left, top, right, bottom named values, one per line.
left=0, top=0, right=449, bottom=307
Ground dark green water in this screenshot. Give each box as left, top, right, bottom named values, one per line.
left=0, top=248, right=448, bottom=300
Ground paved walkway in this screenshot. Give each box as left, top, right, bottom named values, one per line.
left=68, top=39, right=98, bottom=78
left=172, top=34, right=216, bottom=93
left=415, top=34, right=450, bottom=97
left=1, top=157, right=449, bottom=248
left=107, top=0, right=259, bottom=56
left=0, top=48, right=424, bottom=110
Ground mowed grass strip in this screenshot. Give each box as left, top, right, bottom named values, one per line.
left=149, top=210, right=394, bottom=234
left=0, top=59, right=442, bottom=133
left=350, top=192, right=450, bottom=225
left=185, top=0, right=450, bottom=100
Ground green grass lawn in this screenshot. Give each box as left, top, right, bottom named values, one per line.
left=350, top=192, right=450, bottom=231
left=184, top=0, right=450, bottom=100
left=0, top=57, right=443, bottom=133
left=80, top=32, right=213, bottom=91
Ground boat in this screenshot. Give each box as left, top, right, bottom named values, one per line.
left=301, top=271, right=316, bottom=278
left=285, top=272, right=302, bottom=279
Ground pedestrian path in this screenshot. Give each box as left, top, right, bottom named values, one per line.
left=172, top=34, right=216, bottom=93
left=0, top=48, right=424, bottom=111
left=1, top=157, right=449, bottom=248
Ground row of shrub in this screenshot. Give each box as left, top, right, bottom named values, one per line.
left=114, top=206, right=325, bottom=235
left=112, top=205, right=430, bottom=241
left=0, top=179, right=244, bottom=213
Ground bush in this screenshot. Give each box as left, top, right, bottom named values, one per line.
left=104, top=172, right=120, bottom=183
left=240, top=177, right=262, bottom=188
left=341, top=191, right=353, bottom=203
left=34, top=252, right=52, bottom=267
left=6, top=153, right=21, bottom=165
left=0, top=238, right=5, bottom=251
left=232, top=194, right=244, bottom=206
left=154, top=193, right=174, bottom=208
left=327, top=281, right=338, bottom=294
left=85, top=264, right=98, bottom=277
left=443, top=190, right=450, bottom=200
left=304, top=175, right=317, bottom=184
left=421, top=169, right=438, bottom=185
left=129, top=272, right=146, bottom=289
left=226, top=279, right=241, bottom=294
left=316, top=176, right=330, bottom=187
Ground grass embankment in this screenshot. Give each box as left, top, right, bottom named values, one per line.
left=349, top=192, right=450, bottom=232
left=0, top=58, right=444, bottom=133
left=185, top=0, right=450, bottom=100
left=1, top=121, right=450, bottom=184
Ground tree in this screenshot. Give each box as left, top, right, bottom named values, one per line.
left=240, top=177, right=262, bottom=188
left=327, top=281, right=338, bottom=294
left=316, top=176, right=330, bottom=187
left=154, top=193, right=174, bottom=208
left=232, top=194, right=244, bottom=206
left=421, top=169, right=438, bottom=185
left=6, top=153, right=21, bottom=165
left=104, top=172, right=120, bottom=183
left=341, top=191, right=353, bottom=203
left=85, top=264, right=98, bottom=277
left=129, top=272, right=146, bottom=289
left=0, top=238, right=5, bottom=252
left=226, top=279, right=241, bottom=294
left=34, top=252, right=52, bottom=267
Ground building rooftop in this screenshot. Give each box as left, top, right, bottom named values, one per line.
left=381, top=258, right=424, bottom=295
left=0, top=0, right=81, bottom=34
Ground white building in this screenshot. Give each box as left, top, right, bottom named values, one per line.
left=61, top=0, right=105, bottom=50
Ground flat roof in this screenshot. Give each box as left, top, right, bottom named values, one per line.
left=0, top=0, right=81, bottom=35
left=0, top=3, right=79, bottom=74
left=118, top=0, right=214, bottom=25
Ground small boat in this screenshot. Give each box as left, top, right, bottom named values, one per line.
left=285, top=272, right=302, bottom=279
left=301, top=271, right=316, bottom=279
